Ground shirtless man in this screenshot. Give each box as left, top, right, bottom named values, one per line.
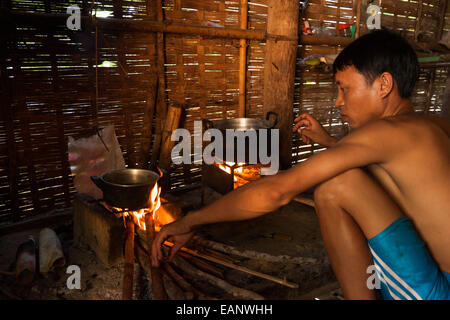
left=152, top=30, right=450, bottom=300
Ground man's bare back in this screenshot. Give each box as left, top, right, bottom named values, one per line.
left=364, top=114, right=450, bottom=273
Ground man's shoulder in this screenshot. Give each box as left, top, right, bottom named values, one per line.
left=339, top=115, right=432, bottom=153
left=356, top=114, right=446, bottom=139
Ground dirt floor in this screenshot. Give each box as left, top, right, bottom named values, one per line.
left=0, top=188, right=342, bottom=300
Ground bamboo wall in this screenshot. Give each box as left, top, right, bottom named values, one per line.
left=0, top=0, right=449, bottom=224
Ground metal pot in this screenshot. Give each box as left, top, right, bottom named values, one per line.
left=91, top=168, right=161, bottom=210
left=202, top=112, right=278, bottom=163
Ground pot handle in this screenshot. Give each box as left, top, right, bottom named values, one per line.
left=202, top=119, right=214, bottom=129
left=90, top=176, right=105, bottom=190
left=266, top=111, right=278, bottom=128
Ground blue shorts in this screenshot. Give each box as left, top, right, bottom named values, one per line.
left=368, top=217, right=450, bottom=300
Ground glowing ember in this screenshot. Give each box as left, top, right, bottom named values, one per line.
left=214, top=160, right=262, bottom=189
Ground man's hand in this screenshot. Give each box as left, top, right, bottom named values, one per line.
left=151, top=217, right=194, bottom=267
left=293, top=113, right=338, bottom=147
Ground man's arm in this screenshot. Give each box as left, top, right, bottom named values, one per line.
left=152, top=120, right=400, bottom=265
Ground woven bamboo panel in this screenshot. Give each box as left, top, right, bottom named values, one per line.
left=0, top=1, right=157, bottom=223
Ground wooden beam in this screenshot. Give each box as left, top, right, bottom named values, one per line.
left=1, top=11, right=297, bottom=42
left=238, top=0, right=248, bottom=118
left=263, top=0, right=299, bottom=170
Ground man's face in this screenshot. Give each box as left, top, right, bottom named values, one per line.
left=335, top=66, right=381, bottom=129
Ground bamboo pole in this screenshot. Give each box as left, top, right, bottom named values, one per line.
left=122, top=219, right=135, bottom=300
left=238, top=0, right=248, bottom=118
left=1, top=11, right=284, bottom=41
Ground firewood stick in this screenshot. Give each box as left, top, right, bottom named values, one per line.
left=135, top=240, right=152, bottom=278
left=178, top=252, right=224, bottom=279
left=122, top=219, right=135, bottom=300
left=136, top=241, right=218, bottom=300
left=161, top=269, right=187, bottom=300
left=145, top=214, right=166, bottom=300
left=163, top=263, right=199, bottom=300
left=0, top=285, right=22, bottom=300
left=202, top=248, right=241, bottom=264
left=193, top=237, right=323, bottom=265
left=168, top=253, right=264, bottom=300
left=164, top=241, right=299, bottom=289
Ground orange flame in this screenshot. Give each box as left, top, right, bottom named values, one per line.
left=114, top=182, right=162, bottom=231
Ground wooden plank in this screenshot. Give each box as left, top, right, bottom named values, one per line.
left=263, top=0, right=299, bottom=170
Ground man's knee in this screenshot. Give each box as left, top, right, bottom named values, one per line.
left=314, top=168, right=367, bottom=205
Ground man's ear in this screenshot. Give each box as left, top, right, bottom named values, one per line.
left=378, top=72, right=394, bottom=98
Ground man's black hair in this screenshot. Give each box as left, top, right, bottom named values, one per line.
left=333, top=29, right=419, bottom=98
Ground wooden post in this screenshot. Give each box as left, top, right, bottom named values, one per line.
left=263, top=0, right=299, bottom=170
left=355, top=0, right=362, bottom=38
left=238, top=0, right=248, bottom=118
left=122, top=219, right=135, bottom=300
